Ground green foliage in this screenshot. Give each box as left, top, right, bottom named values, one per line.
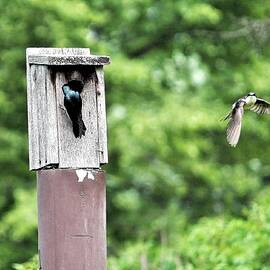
left=183, top=188, right=270, bottom=270
left=109, top=242, right=181, bottom=270
left=1, top=0, right=270, bottom=269
left=108, top=189, right=270, bottom=269
left=13, top=256, right=38, bottom=270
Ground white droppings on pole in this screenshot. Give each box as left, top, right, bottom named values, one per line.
left=76, top=169, right=96, bottom=182
left=87, top=171, right=95, bottom=181
left=76, top=169, right=88, bottom=182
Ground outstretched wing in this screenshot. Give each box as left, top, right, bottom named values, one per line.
left=249, top=98, right=270, bottom=115
left=226, top=104, right=244, bottom=147
left=221, top=102, right=236, bottom=121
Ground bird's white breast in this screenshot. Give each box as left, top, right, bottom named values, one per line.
left=245, top=96, right=256, bottom=106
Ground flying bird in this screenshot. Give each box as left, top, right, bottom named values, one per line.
left=223, top=92, right=270, bottom=147
left=62, top=80, right=86, bottom=138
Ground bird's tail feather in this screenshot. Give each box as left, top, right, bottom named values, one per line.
left=226, top=119, right=241, bottom=147
left=72, top=114, right=86, bottom=138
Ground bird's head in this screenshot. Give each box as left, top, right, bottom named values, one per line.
left=245, top=92, right=257, bottom=105
left=62, top=84, right=69, bottom=96
left=68, top=80, right=84, bottom=93
left=247, top=92, right=256, bottom=97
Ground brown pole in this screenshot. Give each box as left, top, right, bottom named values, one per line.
left=37, top=169, right=106, bottom=270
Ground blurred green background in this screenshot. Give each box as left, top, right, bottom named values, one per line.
left=1, top=0, right=270, bottom=269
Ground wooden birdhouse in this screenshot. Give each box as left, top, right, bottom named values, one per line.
left=26, top=48, right=110, bottom=170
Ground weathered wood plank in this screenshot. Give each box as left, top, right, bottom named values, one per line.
left=38, top=169, right=106, bottom=270
left=28, top=65, right=40, bottom=170
left=36, top=65, right=47, bottom=168
left=55, top=71, right=100, bottom=168
left=28, top=55, right=110, bottom=66
left=95, top=67, right=108, bottom=164
left=45, top=69, right=59, bottom=165
left=26, top=48, right=90, bottom=56
left=26, top=48, right=92, bottom=170
left=26, top=51, right=33, bottom=169
left=82, top=74, right=100, bottom=167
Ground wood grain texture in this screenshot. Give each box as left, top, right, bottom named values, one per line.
left=37, top=65, right=47, bottom=168
left=26, top=48, right=90, bottom=56
left=95, top=67, right=108, bottom=164
left=55, top=69, right=100, bottom=168
left=37, top=169, right=106, bottom=270
left=26, top=50, right=33, bottom=168
left=28, top=55, right=110, bottom=66
left=45, top=70, right=59, bottom=165
left=26, top=48, right=91, bottom=170
left=28, top=65, right=59, bottom=169
left=28, top=65, right=40, bottom=169
left=26, top=48, right=109, bottom=170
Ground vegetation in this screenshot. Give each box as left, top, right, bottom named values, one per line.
left=1, top=0, right=270, bottom=269
left=108, top=188, right=270, bottom=270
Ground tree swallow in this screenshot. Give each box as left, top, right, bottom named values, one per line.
left=224, top=92, right=270, bottom=147
left=62, top=80, right=86, bottom=138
